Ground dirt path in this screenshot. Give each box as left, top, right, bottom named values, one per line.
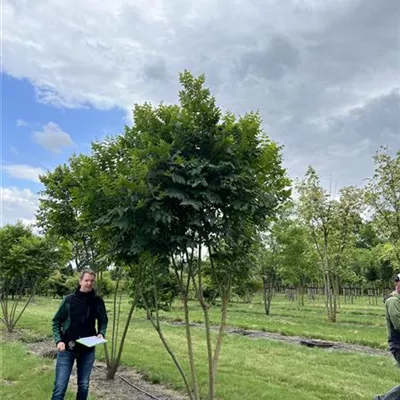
left=167, top=321, right=389, bottom=357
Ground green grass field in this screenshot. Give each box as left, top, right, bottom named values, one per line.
left=0, top=339, right=77, bottom=400
left=1, top=293, right=397, bottom=399
left=161, top=294, right=388, bottom=348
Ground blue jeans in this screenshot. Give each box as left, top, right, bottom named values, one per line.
left=374, top=386, right=400, bottom=400
left=374, top=350, right=400, bottom=400
left=51, top=349, right=95, bottom=400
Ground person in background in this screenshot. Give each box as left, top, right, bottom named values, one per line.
left=374, top=274, right=400, bottom=400
left=51, top=269, right=108, bottom=400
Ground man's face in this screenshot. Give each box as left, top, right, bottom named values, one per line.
left=79, top=273, right=95, bottom=292
left=395, top=280, right=400, bottom=294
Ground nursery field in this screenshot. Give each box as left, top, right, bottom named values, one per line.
left=1, top=294, right=397, bottom=400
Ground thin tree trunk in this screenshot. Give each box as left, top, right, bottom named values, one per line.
left=332, top=274, right=337, bottom=322
left=335, top=274, right=340, bottom=310
left=140, top=280, right=193, bottom=400
left=110, top=275, right=119, bottom=363
left=105, top=267, right=138, bottom=380
left=106, top=299, right=136, bottom=380
left=323, top=272, right=329, bottom=317
left=11, top=290, right=35, bottom=331
left=212, top=286, right=230, bottom=381
left=171, top=255, right=200, bottom=400
left=300, top=285, right=305, bottom=307
left=183, top=295, right=200, bottom=400
left=263, top=276, right=274, bottom=316
left=196, top=246, right=214, bottom=400
left=263, top=277, right=268, bottom=315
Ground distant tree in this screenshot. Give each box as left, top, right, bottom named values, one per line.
left=255, top=232, right=280, bottom=316
left=366, top=148, right=400, bottom=265
left=43, top=270, right=70, bottom=298
left=0, top=222, right=68, bottom=331
left=37, top=164, right=109, bottom=294
left=297, top=167, right=364, bottom=322
left=126, top=257, right=180, bottom=318
left=276, top=221, right=319, bottom=306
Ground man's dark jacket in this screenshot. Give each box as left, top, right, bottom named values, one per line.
left=52, top=287, right=108, bottom=351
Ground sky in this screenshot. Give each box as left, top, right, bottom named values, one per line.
left=1, top=0, right=399, bottom=227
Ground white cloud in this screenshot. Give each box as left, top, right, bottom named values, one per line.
left=1, top=187, right=39, bottom=226
left=16, top=119, right=28, bottom=127
left=2, top=0, right=400, bottom=188
left=3, top=164, right=45, bottom=183
left=33, top=122, right=74, bottom=153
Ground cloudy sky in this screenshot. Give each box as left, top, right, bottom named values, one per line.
left=2, top=0, right=399, bottom=226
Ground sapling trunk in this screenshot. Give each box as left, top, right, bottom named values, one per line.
left=195, top=246, right=215, bottom=400
left=172, top=255, right=200, bottom=400
left=212, top=285, right=230, bottom=381
left=140, top=273, right=194, bottom=400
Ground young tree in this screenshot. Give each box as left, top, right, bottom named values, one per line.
left=0, top=222, right=67, bottom=332
left=297, top=167, right=364, bottom=322
left=276, top=221, right=318, bottom=306
left=254, top=232, right=280, bottom=316
left=366, top=148, right=400, bottom=264
left=80, top=71, right=290, bottom=399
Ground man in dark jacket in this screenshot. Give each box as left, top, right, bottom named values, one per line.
left=51, top=269, right=108, bottom=400
left=374, top=274, right=400, bottom=400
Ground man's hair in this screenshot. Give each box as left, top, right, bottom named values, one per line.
left=394, top=273, right=400, bottom=282
left=79, top=269, right=96, bottom=279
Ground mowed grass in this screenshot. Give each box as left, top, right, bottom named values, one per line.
left=19, top=293, right=387, bottom=348
left=0, top=337, right=77, bottom=400
left=4, top=294, right=397, bottom=400
left=160, top=294, right=388, bottom=349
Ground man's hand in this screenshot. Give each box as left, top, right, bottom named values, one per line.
left=97, top=334, right=104, bottom=339
left=57, top=342, right=66, bottom=352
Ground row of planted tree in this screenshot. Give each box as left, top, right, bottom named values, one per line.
left=1, top=72, right=399, bottom=400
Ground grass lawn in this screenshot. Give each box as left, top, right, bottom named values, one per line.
left=0, top=338, right=77, bottom=400
left=2, top=294, right=397, bottom=400
left=160, top=294, right=388, bottom=348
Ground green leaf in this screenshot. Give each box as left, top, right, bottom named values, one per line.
left=171, top=174, right=186, bottom=184
left=164, top=188, right=188, bottom=201
left=180, top=199, right=202, bottom=210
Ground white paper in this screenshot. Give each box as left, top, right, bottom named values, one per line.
left=76, top=336, right=107, bottom=347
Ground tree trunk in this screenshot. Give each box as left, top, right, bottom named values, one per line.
left=332, top=274, right=338, bottom=322
left=335, top=274, right=340, bottom=310
left=183, top=296, right=200, bottom=400
left=300, top=285, right=305, bottom=307
left=141, top=292, right=193, bottom=400
left=105, top=299, right=136, bottom=380
left=263, top=276, right=274, bottom=316
left=212, top=291, right=229, bottom=381
left=324, top=271, right=336, bottom=322
left=323, top=272, right=329, bottom=315
left=201, top=302, right=214, bottom=400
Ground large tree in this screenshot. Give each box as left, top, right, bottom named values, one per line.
left=69, top=71, right=290, bottom=399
